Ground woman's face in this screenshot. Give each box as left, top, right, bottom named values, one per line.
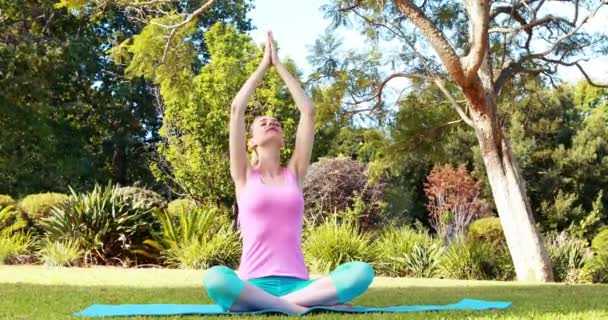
left=250, top=116, right=284, bottom=149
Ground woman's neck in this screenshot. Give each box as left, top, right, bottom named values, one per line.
left=255, top=147, right=282, bottom=176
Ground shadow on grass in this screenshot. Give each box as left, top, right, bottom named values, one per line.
left=1, top=283, right=607, bottom=319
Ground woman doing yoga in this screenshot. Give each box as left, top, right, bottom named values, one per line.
left=202, top=31, right=374, bottom=315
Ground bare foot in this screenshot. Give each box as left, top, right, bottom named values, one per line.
left=287, top=304, right=310, bottom=315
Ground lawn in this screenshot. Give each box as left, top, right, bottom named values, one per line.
left=1, top=266, right=607, bottom=319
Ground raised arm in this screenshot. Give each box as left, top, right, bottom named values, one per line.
left=269, top=32, right=315, bottom=185
left=230, top=33, right=271, bottom=188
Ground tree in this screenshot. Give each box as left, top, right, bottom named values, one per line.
left=127, top=22, right=299, bottom=205
left=0, top=0, right=253, bottom=197
left=326, top=0, right=608, bottom=281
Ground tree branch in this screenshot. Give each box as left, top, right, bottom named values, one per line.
left=345, top=72, right=431, bottom=114
left=349, top=7, right=437, bottom=77
left=493, top=0, right=606, bottom=94
left=490, top=0, right=539, bottom=22
left=489, top=14, right=574, bottom=34
left=575, top=62, right=608, bottom=88
left=338, top=0, right=363, bottom=12
left=151, top=0, right=216, bottom=64
left=462, top=0, right=490, bottom=80
left=433, top=78, right=474, bottom=127
left=123, top=0, right=179, bottom=6
left=392, top=0, right=466, bottom=84
left=161, top=0, right=217, bottom=30
left=521, top=1, right=605, bottom=61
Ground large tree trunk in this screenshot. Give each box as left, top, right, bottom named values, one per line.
left=471, top=110, right=554, bottom=281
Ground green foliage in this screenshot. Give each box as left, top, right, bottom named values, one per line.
left=468, top=217, right=504, bottom=247
left=167, top=198, right=197, bottom=216
left=0, top=206, right=32, bottom=264
left=374, top=225, right=443, bottom=277
left=569, top=191, right=605, bottom=241
left=541, top=191, right=585, bottom=232
left=0, top=195, right=15, bottom=209
left=1, top=0, right=251, bottom=197
left=143, top=207, right=240, bottom=269
left=115, top=186, right=167, bottom=212
left=585, top=253, right=608, bottom=283
left=18, top=193, right=69, bottom=222
left=37, top=238, right=83, bottom=267
left=591, top=228, right=608, bottom=256
left=303, top=218, right=375, bottom=274
left=125, top=15, right=198, bottom=87
left=438, top=237, right=501, bottom=280
left=151, top=22, right=299, bottom=205
left=545, top=232, right=594, bottom=283
left=54, top=0, right=86, bottom=10
left=40, top=183, right=153, bottom=264
left=467, top=217, right=515, bottom=280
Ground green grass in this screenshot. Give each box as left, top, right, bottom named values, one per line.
left=1, top=266, right=607, bottom=319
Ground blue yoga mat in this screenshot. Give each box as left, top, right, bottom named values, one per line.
left=75, top=299, right=511, bottom=317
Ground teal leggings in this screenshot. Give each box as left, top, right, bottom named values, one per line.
left=203, top=261, right=375, bottom=311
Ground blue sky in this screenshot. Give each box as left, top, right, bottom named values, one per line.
left=248, top=0, right=607, bottom=91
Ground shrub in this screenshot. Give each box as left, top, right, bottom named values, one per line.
left=142, top=207, right=240, bottom=269
left=467, top=217, right=515, bottom=280
left=40, top=183, right=152, bottom=264
left=591, top=228, right=608, bottom=256
left=303, top=157, right=387, bottom=230
left=303, top=218, right=375, bottom=274
left=0, top=195, right=15, bottom=209
left=167, top=198, right=197, bottom=216
left=115, top=186, right=167, bottom=212
left=585, top=228, right=608, bottom=283
left=545, top=232, right=593, bottom=283
left=0, top=206, right=32, bottom=264
left=424, top=165, right=489, bottom=243
left=438, top=237, right=500, bottom=280
left=374, top=225, right=440, bottom=277
left=398, top=241, right=444, bottom=278
left=468, top=217, right=504, bottom=246
left=37, top=238, right=83, bottom=267
left=585, top=253, right=608, bottom=283
left=18, top=193, right=69, bottom=222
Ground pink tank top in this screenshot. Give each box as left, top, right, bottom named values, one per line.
left=236, top=167, right=309, bottom=280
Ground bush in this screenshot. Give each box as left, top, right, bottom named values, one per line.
left=116, top=186, right=167, bottom=212
left=37, top=238, right=83, bottom=267
left=303, top=157, right=387, bottom=230
left=424, top=164, right=489, bottom=243
left=0, top=206, right=32, bottom=264
left=303, top=218, right=375, bottom=274
left=0, top=195, right=15, bottom=209
left=585, top=228, right=608, bottom=283
left=374, top=225, right=441, bottom=277
left=467, top=217, right=515, bottom=280
left=468, top=217, right=503, bottom=246
left=167, top=198, right=197, bottom=216
left=438, top=237, right=500, bottom=280
left=585, top=253, right=608, bottom=283
left=40, top=183, right=153, bottom=265
left=591, top=228, right=608, bottom=256
left=142, top=207, right=240, bottom=269
left=545, top=232, right=593, bottom=283
left=18, top=193, right=69, bottom=222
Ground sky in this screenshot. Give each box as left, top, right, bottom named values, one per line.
left=248, top=0, right=608, bottom=91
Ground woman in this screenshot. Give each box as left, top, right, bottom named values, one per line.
left=202, top=31, right=375, bottom=315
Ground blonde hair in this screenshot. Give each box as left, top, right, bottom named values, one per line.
left=248, top=115, right=282, bottom=168
left=249, top=117, right=260, bottom=167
